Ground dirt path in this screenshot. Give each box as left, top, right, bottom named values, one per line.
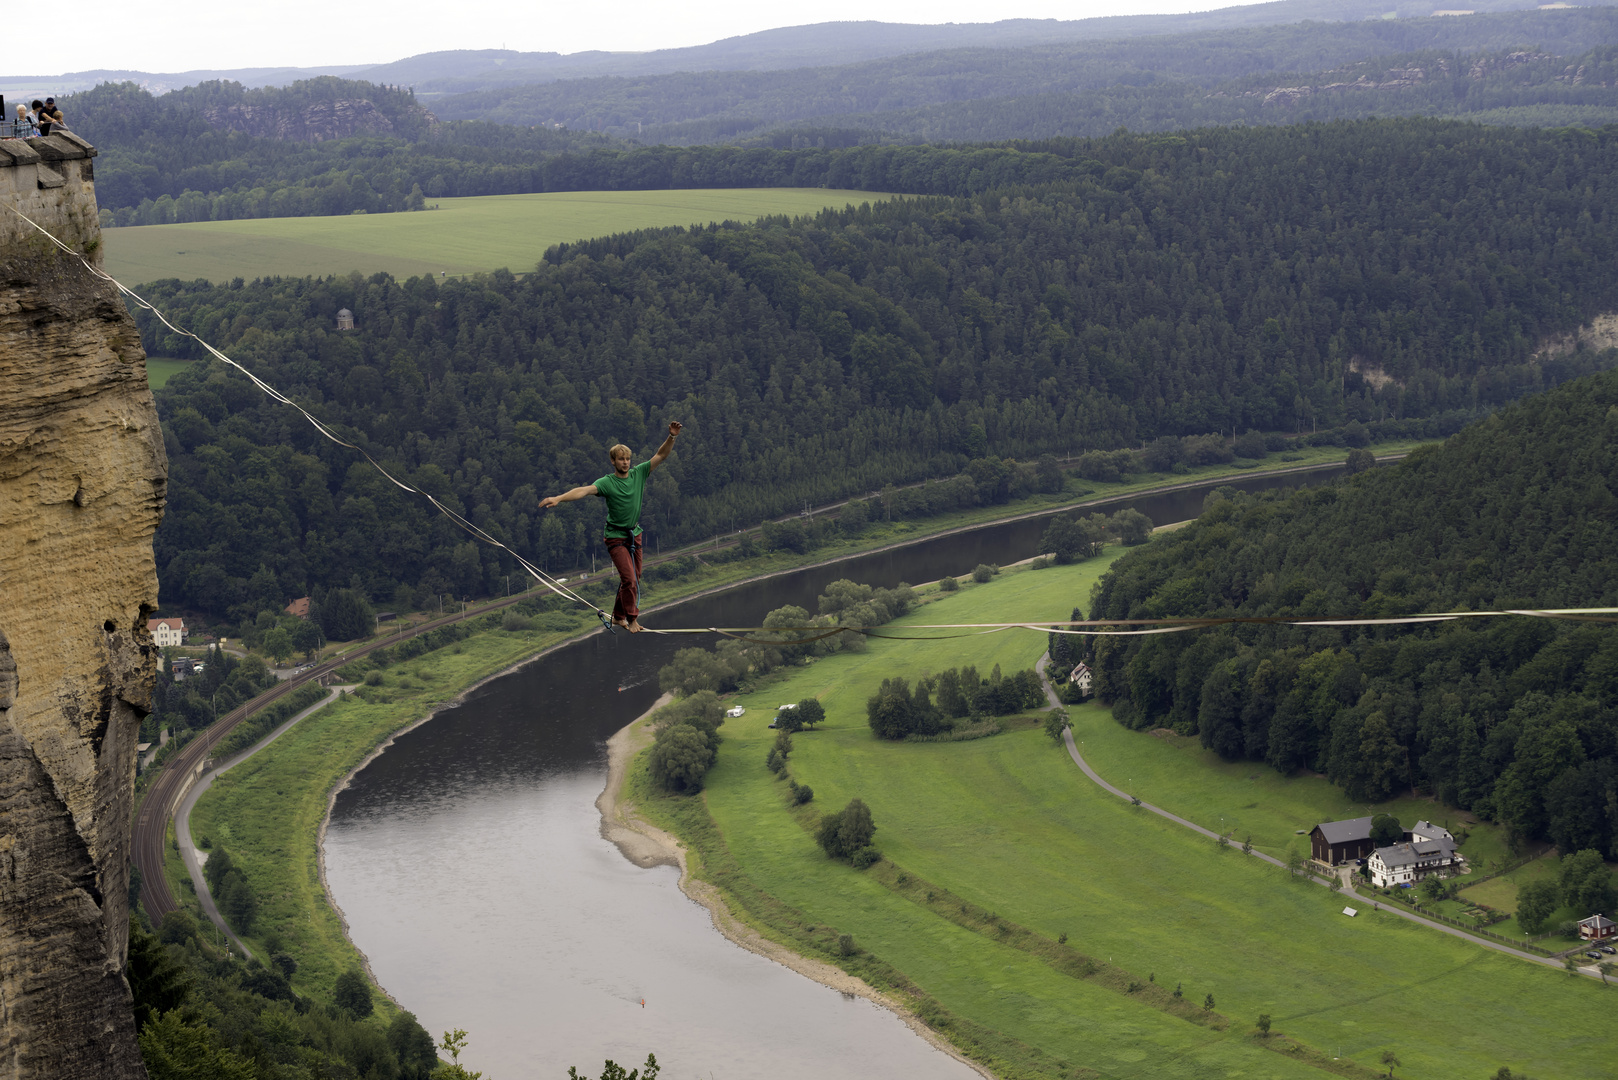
left=596, top=698, right=994, bottom=1080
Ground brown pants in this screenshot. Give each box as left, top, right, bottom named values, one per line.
left=604, top=535, right=642, bottom=622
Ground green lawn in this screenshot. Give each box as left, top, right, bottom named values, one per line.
left=1063, top=705, right=1512, bottom=870
left=656, top=558, right=1615, bottom=1080
left=102, top=188, right=897, bottom=285
left=1458, top=854, right=1616, bottom=942
left=145, top=357, right=193, bottom=389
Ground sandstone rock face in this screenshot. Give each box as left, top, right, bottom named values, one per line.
left=0, top=134, right=164, bottom=1080
left=202, top=99, right=396, bottom=142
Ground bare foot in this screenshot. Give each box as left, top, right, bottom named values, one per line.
left=627, top=619, right=643, bottom=634
left=612, top=616, right=630, bottom=631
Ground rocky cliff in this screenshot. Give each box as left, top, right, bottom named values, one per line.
left=0, top=132, right=165, bottom=1080
left=201, top=98, right=399, bottom=142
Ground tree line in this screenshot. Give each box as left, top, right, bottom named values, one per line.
left=1085, top=368, right=1618, bottom=856
left=142, top=119, right=1618, bottom=622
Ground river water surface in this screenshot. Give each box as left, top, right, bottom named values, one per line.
left=322, top=468, right=1343, bottom=1078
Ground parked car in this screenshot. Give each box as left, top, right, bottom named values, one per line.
left=1600, top=945, right=1617, bottom=954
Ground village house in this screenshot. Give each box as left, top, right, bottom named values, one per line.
left=1367, top=822, right=1463, bottom=888
left=1578, top=914, right=1616, bottom=941
left=1309, top=817, right=1377, bottom=866
left=1068, top=662, right=1093, bottom=697
left=147, top=617, right=186, bottom=647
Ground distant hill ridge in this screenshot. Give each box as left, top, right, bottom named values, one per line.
left=10, top=0, right=1616, bottom=98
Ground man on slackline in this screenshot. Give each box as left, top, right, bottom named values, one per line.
left=539, top=421, right=681, bottom=634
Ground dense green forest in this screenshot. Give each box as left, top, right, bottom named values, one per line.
left=127, top=910, right=441, bottom=1079
left=1086, top=369, right=1618, bottom=855
left=139, top=120, right=1618, bottom=626
left=439, top=10, right=1618, bottom=139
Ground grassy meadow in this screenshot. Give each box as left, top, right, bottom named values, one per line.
left=103, top=188, right=896, bottom=285
left=635, top=555, right=1615, bottom=1080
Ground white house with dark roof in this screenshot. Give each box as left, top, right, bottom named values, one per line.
left=1367, top=834, right=1463, bottom=888
left=1068, top=662, right=1093, bottom=697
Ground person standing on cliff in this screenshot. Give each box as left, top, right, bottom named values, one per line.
left=539, top=421, right=681, bottom=634
left=41, top=98, right=63, bottom=130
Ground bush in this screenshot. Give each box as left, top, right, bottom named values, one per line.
left=790, top=781, right=814, bottom=805
left=938, top=575, right=959, bottom=592
left=837, top=934, right=856, bottom=957
left=851, top=846, right=881, bottom=870
left=1234, top=430, right=1269, bottom=459
left=501, top=611, right=534, bottom=631
left=817, top=798, right=876, bottom=860
left=971, top=563, right=999, bottom=583
left=332, top=967, right=374, bottom=1019
left=1043, top=709, right=1070, bottom=742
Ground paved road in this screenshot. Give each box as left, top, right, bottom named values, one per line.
left=1035, top=654, right=1596, bottom=978
left=171, top=686, right=352, bottom=957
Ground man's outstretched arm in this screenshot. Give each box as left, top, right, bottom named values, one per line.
left=539, top=483, right=598, bottom=509
left=648, top=421, right=682, bottom=472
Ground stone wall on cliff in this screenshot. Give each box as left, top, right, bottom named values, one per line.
left=0, top=132, right=165, bottom=1080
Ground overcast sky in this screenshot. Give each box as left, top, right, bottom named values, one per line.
left=60, top=0, right=1270, bottom=73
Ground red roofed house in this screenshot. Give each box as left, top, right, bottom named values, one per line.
left=1579, top=914, right=1616, bottom=941
left=285, top=597, right=311, bottom=619
left=148, top=617, right=186, bottom=647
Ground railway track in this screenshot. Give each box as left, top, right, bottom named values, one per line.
left=132, top=594, right=531, bottom=925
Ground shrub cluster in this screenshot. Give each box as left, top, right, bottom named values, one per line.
left=816, top=798, right=879, bottom=867
left=867, top=663, right=1045, bottom=740
left=1040, top=508, right=1152, bottom=564
left=647, top=692, right=726, bottom=793
left=657, top=579, right=914, bottom=696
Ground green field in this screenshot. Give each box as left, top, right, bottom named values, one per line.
left=103, top=188, right=897, bottom=286
left=145, top=357, right=193, bottom=389
left=644, top=556, right=1614, bottom=1080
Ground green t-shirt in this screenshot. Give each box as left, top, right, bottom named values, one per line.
left=594, top=460, right=650, bottom=539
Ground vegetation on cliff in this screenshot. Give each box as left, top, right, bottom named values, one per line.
left=1088, top=368, right=1618, bottom=856
left=140, top=119, right=1618, bottom=619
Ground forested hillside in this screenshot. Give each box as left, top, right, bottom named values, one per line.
left=770, top=43, right=1618, bottom=145
left=66, top=10, right=1618, bottom=226
left=142, top=120, right=1618, bottom=626
left=440, top=10, right=1618, bottom=139
left=1087, top=369, right=1618, bottom=854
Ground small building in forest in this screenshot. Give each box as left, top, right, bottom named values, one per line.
left=1068, top=662, right=1093, bottom=697
left=336, top=308, right=355, bottom=330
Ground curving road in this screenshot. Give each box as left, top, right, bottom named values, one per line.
left=1034, top=654, right=1601, bottom=979
left=171, top=686, right=352, bottom=957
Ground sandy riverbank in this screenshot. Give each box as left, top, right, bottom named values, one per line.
left=595, top=697, right=994, bottom=1080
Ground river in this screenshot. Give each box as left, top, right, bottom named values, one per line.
left=321, top=466, right=1343, bottom=1078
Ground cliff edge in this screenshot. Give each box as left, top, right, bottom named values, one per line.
left=0, top=132, right=166, bottom=1080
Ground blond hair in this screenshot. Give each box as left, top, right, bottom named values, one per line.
left=608, top=444, right=632, bottom=460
